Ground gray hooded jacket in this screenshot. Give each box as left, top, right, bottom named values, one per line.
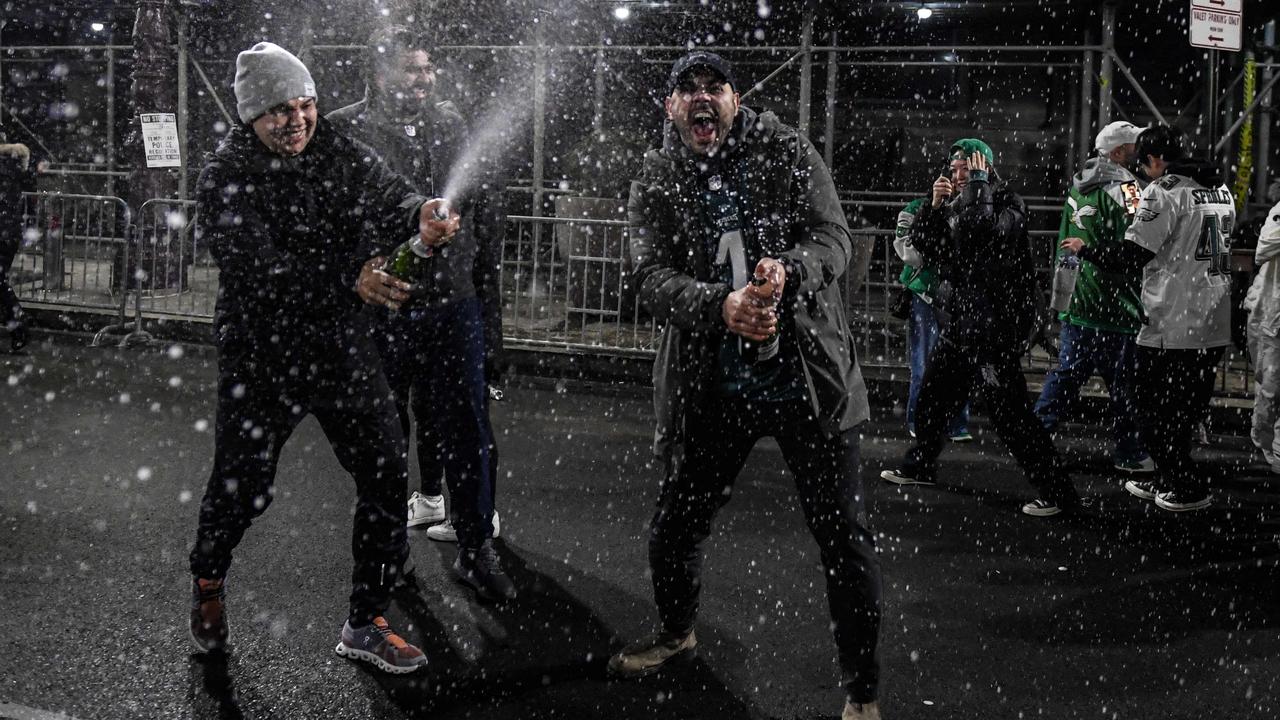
left=628, top=106, right=871, bottom=458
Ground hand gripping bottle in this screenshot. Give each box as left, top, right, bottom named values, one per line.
left=386, top=200, right=450, bottom=282
left=740, top=273, right=781, bottom=363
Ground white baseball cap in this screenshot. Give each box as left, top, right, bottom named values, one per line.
left=1095, top=121, right=1143, bottom=153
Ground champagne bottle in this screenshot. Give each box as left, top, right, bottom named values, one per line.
left=739, top=274, right=780, bottom=364
left=386, top=235, right=434, bottom=282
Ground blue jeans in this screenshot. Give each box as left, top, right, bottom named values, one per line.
left=1033, top=322, right=1145, bottom=462
left=377, top=297, right=498, bottom=548
left=907, top=294, right=969, bottom=435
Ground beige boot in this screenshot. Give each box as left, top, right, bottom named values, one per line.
left=843, top=700, right=882, bottom=720
left=606, top=629, right=697, bottom=678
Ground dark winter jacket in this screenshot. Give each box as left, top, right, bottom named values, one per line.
left=629, top=106, right=871, bottom=458
left=909, top=175, right=1039, bottom=349
left=326, top=92, right=506, bottom=368
left=196, top=117, right=426, bottom=370
left=0, top=143, right=35, bottom=271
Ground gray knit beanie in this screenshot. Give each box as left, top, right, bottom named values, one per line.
left=234, top=42, right=316, bottom=124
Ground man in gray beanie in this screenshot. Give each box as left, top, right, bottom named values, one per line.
left=188, top=41, right=457, bottom=675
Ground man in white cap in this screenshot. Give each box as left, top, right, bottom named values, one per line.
left=1034, top=120, right=1152, bottom=474
left=187, top=41, right=458, bottom=674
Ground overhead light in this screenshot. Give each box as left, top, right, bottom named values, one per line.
left=917, top=7, right=933, bottom=20
left=613, top=6, right=632, bottom=20
left=90, top=22, right=106, bottom=32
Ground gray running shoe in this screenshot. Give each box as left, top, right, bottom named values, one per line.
left=334, top=616, right=427, bottom=674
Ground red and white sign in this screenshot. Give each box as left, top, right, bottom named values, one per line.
left=1189, top=0, right=1243, bottom=52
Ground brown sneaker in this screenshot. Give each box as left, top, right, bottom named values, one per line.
left=334, top=616, right=428, bottom=674
left=843, top=700, right=882, bottom=720
left=606, top=629, right=697, bottom=678
left=189, top=578, right=229, bottom=653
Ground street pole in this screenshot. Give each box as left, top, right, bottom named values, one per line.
left=1099, top=2, right=1115, bottom=127
left=1256, top=20, right=1275, bottom=206
left=797, top=2, right=813, bottom=139
left=128, top=0, right=179, bottom=296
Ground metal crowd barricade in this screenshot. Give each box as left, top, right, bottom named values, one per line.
left=132, top=199, right=213, bottom=322
left=501, top=214, right=658, bottom=356
left=14, top=191, right=134, bottom=344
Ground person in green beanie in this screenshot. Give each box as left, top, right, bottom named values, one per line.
left=881, top=138, right=1080, bottom=517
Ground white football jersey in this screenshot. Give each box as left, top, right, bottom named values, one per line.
left=1126, top=171, right=1235, bottom=349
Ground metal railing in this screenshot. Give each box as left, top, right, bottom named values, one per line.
left=12, top=192, right=133, bottom=343
left=11, top=192, right=1255, bottom=400
left=132, top=198, right=214, bottom=321
left=501, top=215, right=657, bottom=356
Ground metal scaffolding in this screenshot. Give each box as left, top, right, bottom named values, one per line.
left=1, top=6, right=1275, bottom=212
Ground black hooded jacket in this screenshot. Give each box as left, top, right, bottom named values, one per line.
left=196, top=117, right=426, bottom=361
left=0, top=142, right=35, bottom=270
left=327, top=93, right=506, bottom=365
left=908, top=174, right=1039, bottom=349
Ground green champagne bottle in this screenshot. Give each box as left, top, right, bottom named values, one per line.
left=386, top=235, right=434, bottom=281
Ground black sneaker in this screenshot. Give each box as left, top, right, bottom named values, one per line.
left=1124, top=479, right=1160, bottom=501
left=879, top=468, right=936, bottom=486
left=454, top=539, right=517, bottom=603
left=1020, top=498, right=1064, bottom=517
left=1155, top=489, right=1212, bottom=512
left=190, top=577, right=229, bottom=653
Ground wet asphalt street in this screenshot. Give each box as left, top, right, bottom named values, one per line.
left=2, top=336, right=1279, bottom=720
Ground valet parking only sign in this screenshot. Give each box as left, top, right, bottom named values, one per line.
left=1189, top=0, right=1242, bottom=52
left=140, top=113, right=182, bottom=168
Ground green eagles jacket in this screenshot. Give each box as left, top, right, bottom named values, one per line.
left=1057, top=156, right=1143, bottom=334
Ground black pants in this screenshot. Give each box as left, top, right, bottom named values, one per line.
left=189, top=336, right=410, bottom=625
left=902, top=334, right=1077, bottom=504
left=650, top=396, right=882, bottom=703
left=377, top=297, right=498, bottom=548
left=0, top=238, right=23, bottom=334
left=1133, top=345, right=1223, bottom=495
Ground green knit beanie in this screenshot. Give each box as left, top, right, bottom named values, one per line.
left=949, top=138, right=994, bottom=166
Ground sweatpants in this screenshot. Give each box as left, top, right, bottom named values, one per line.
left=649, top=395, right=881, bottom=703
left=189, top=332, right=410, bottom=626
left=1249, top=332, right=1280, bottom=472
left=901, top=335, right=1078, bottom=505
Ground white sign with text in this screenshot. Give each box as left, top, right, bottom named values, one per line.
left=1189, top=1, right=1242, bottom=52
left=140, top=113, right=181, bottom=168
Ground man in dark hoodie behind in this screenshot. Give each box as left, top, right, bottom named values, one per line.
left=611, top=52, right=882, bottom=720
left=187, top=42, right=457, bottom=673
left=327, top=26, right=513, bottom=602
left=1035, top=120, right=1152, bottom=473
left=1063, top=124, right=1234, bottom=512
left=880, top=139, right=1081, bottom=517
left=0, top=125, right=35, bottom=353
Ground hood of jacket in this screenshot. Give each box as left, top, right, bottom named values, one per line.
left=1167, top=158, right=1224, bottom=188
left=1073, top=155, right=1136, bottom=194
left=211, top=115, right=361, bottom=175
left=0, top=143, right=30, bottom=171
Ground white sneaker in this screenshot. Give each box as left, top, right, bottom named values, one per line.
left=426, top=511, right=501, bottom=543
left=407, top=492, right=445, bottom=528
